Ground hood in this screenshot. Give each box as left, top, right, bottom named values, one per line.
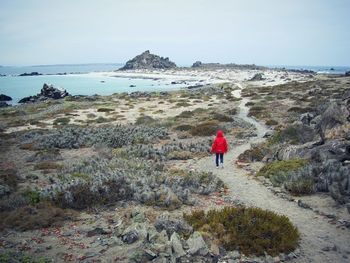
left=216, top=130, right=224, bottom=137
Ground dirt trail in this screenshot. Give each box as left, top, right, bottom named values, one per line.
left=194, top=83, right=350, bottom=262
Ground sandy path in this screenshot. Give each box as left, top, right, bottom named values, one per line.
left=193, top=83, right=350, bottom=262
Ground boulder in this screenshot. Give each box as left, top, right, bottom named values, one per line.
left=249, top=73, right=265, bottom=81
left=19, top=83, right=69, bottom=103
left=0, top=94, right=12, bottom=101
left=186, top=231, right=209, bottom=256
left=314, top=102, right=348, bottom=143
left=345, top=71, right=350, bottom=76
left=154, top=213, right=193, bottom=237
left=119, top=50, right=177, bottom=70
left=170, top=232, right=186, bottom=258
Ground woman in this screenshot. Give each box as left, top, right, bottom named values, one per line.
left=211, top=130, right=229, bottom=168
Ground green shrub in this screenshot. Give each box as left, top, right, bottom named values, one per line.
left=53, top=117, right=70, bottom=126
left=0, top=203, right=75, bottom=231
left=184, top=207, right=299, bottom=256
left=287, top=107, right=314, bottom=113
left=175, top=101, right=191, bottom=107
left=95, top=116, right=112, bottom=123
left=22, top=190, right=41, bottom=205
left=257, top=159, right=308, bottom=186
left=167, top=150, right=192, bottom=160
left=0, top=252, right=50, bottom=263
left=176, top=111, right=193, bottom=118
left=97, top=107, right=114, bottom=112
left=284, top=179, right=314, bottom=195
left=174, top=124, right=193, bottom=131
left=212, top=113, right=233, bottom=122
left=34, top=161, right=62, bottom=170
left=265, top=119, right=278, bottom=126
left=135, top=115, right=155, bottom=125
left=190, top=121, right=219, bottom=136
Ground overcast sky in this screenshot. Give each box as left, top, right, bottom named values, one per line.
left=0, top=0, right=349, bottom=66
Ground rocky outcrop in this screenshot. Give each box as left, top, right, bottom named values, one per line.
left=0, top=102, right=10, bottom=108
left=0, top=94, right=12, bottom=101
left=249, top=73, right=265, bottom=81
left=19, top=83, right=69, bottom=103
left=19, top=72, right=42, bottom=76
left=119, top=50, right=177, bottom=70
left=192, top=61, right=202, bottom=68
left=271, top=96, right=350, bottom=205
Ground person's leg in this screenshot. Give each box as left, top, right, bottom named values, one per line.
left=220, top=153, right=224, bottom=167
left=216, top=153, right=219, bottom=167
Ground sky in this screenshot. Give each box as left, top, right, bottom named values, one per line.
left=0, top=0, right=349, bottom=66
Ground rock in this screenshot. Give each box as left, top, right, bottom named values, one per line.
left=210, top=243, right=220, bottom=256
left=86, top=227, right=109, bottom=237
left=0, top=94, right=12, bottom=101
left=347, top=203, right=350, bottom=214
left=263, top=130, right=275, bottom=138
left=170, top=232, right=186, bottom=258
left=19, top=72, right=42, bottom=76
left=249, top=73, right=265, bottom=81
left=297, top=200, right=312, bottom=209
left=19, top=83, right=69, bottom=103
left=192, top=61, right=202, bottom=68
left=300, top=112, right=315, bottom=126
left=345, top=71, right=350, bottom=76
left=0, top=101, right=10, bottom=108
left=144, top=249, right=157, bottom=260
left=129, top=85, right=136, bottom=87
left=227, top=250, right=240, bottom=259
left=120, top=50, right=177, bottom=70
left=315, top=102, right=348, bottom=143
left=186, top=231, right=209, bottom=256
left=122, top=230, right=139, bottom=244
left=154, top=214, right=193, bottom=237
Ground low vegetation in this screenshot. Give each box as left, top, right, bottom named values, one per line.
left=184, top=206, right=300, bottom=256
left=257, top=159, right=308, bottom=186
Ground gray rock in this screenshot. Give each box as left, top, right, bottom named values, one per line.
left=249, top=73, right=265, bottom=81
left=0, top=94, right=12, bottom=101
left=170, top=232, right=186, bottom=258
left=186, top=231, right=209, bottom=256
left=120, top=50, right=177, bottom=70
left=297, top=200, right=312, bottom=209
left=192, top=61, right=202, bottom=68
left=86, top=227, right=109, bottom=237
left=122, top=230, right=139, bottom=244
left=155, top=214, right=193, bottom=237
left=19, top=83, right=69, bottom=103
left=227, top=250, right=240, bottom=259
left=0, top=101, right=10, bottom=108
left=347, top=203, right=350, bottom=214
left=263, top=130, right=275, bottom=138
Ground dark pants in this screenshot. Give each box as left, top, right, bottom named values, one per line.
left=216, top=153, right=224, bottom=167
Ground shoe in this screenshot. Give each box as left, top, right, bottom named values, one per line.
left=221, top=163, right=224, bottom=169
left=216, top=166, right=219, bottom=169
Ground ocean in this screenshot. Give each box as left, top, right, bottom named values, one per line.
left=0, top=64, right=186, bottom=104
left=1, top=63, right=349, bottom=104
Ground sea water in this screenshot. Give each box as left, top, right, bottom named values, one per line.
left=0, top=74, right=185, bottom=104
left=0, top=64, right=186, bottom=104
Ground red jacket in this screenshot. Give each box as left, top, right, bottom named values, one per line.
left=211, top=130, right=228, bottom=154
